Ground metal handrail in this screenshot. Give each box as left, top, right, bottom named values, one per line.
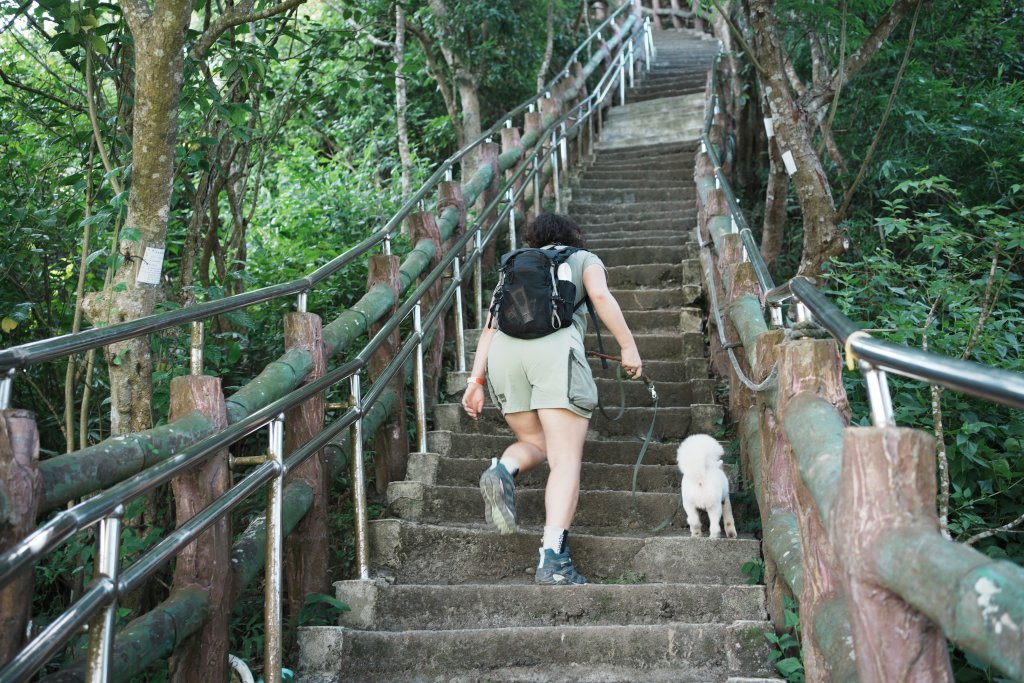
left=700, top=49, right=1024, bottom=421
left=0, top=9, right=649, bottom=682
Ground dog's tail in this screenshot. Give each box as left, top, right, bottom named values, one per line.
left=676, top=434, right=724, bottom=480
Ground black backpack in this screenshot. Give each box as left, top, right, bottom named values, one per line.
left=488, top=246, right=608, bottom=363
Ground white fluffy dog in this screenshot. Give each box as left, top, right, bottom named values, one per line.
left=677, top=434, right=737, bottom=539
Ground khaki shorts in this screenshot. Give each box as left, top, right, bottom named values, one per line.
left=486, top=328, right=598, bottom=418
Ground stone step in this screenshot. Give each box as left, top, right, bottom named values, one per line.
left=367, top=519, right=761, bottom=584
left=577, top=197, right=696, bottom=214
left=608, top=285, right=702, bottom=309
left=433, top=403, right=723, bottom=440
left=584, top=140, right=697, bottom=162
left=334, top=580, right=767, bottom=631
left=427, top=430, right=681, bottom=467
left=580, top=164, right=689, bottom=178
left=586, top=220, right=697, bottom=235
left=607, top=259, right=701, bottom=287
left=298, top=621, right=775, bottom=683
left=597, top=130, right=704, bottom=149
left=386, top=482, right=693, bottom=531
left=573, top=188, right=697, bottom=204
left=574, top=179, right=690, bottom=191
left=570, top=209, right=698, bottom=227
left=606, top=93, right=705, bottom=119
left=405, top=452, right=735, bottom=491
left=597, top=245, right=693, bottom=267
left=588, top=234, right=690, bottom=249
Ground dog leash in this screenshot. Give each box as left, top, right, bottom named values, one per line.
left=586, top=351, right=660, bottom=522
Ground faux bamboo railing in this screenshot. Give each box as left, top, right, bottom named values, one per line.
left=697, top=44, right=1024, bottom=683
left=0, top=5, right=652, bottom=681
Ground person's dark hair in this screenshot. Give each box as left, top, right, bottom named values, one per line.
left=523, top=212, right=587, bottom=249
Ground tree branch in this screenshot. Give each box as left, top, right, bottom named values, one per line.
left=0, top=67, right=87, bottom=114
left=191, top=0, right=307, bottom=61
left=836, top=0, right=921, bottom=221
left=406, top=20, right=462, bottom=143
left=708, top=0, right=768, bottom=77
left=965, top=512, right=1024, bottom=546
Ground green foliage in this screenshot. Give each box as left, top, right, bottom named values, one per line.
left=764, top=596, right=805, bottom=683
left=741, top=556, right=765, bottom=585
left=600, top=570, right=645, bottom=584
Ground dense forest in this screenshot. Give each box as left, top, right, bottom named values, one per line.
left=0, top=0, right=1021, bottom=680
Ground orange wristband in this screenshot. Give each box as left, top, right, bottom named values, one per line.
left=467, top=376, right=485, bottom=386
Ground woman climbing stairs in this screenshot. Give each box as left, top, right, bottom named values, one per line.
left=297, top=29, right=777, bottom=683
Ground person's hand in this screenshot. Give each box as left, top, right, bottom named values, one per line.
left=619, top=345, right=642, bottom=380
left=462, top=383, right=484, bottom=420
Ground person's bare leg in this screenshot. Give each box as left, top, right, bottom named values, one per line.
left=537, top=408, right=589, bottom=529
left=501, top=410, right=547, bottom=474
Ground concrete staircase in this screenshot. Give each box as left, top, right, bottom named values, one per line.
left=297, top=30, right=775, bottom=683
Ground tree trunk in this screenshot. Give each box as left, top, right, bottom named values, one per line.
left=747, top=0, right=845, bottom=277
left=82, top=0, right=193, bottom=435
left=395, top=4, right=413, bottom=202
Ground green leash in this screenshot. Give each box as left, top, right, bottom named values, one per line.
left=586, top=352, right=665, bottom=529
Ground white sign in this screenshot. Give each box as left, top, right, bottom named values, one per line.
left=135, top=247, right=165, bottom=285
left=763, top=117, right=775, bottom=140
left=781, top=150, right=798, bottom=176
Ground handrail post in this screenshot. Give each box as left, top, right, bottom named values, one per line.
left=551, top=131, right=562, bottom=213
left=627, top=34, right=635, bottom=88
left=412, top=304, right=428, bottom=453
left=84, top=504, right=124, bottom=683
left=350, top=373, right=370, bottom=580
left=559, top=123, right=569, bottom=179
left=861, top=361, right=895, bottom=428
left=0, top=370, right=13, bottom=410
left=473, top=229, right=484, bottom=328
left=644, top=17, right=653, bottom=71
left=453, top=257, right=467, bottom=373
left=190, top=321, right=204, bottom=376
left=618, top=51, right=626, bottom=106
left=263, top=414, right=285, bottom=683
left=296, top=291, right=308, bottom=313
left=506, top=189, right=517, bottom=252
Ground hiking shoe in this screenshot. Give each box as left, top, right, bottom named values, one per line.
left=479, top=458, right=517, bottom=534
left=535, top=548, right=588, bottom=585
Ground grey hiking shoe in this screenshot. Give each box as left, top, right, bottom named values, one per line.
left=479, top=458, right=517, bottom=534
left=535, top=548, right=588, bottom=585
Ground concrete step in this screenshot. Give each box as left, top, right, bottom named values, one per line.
left=427, top=430, right=682, bottom=467
left=405, top=451, right=732, bottom=491
left=610, top=260, right=702, bottom=287
left=574, top=179, right=690, bottom=191
left=573, top=188, right=697, bottom=204
left=608, top=285, right=702, bottom=309
left=433, top=403, right=723, bottom=440
left=606, top=93, right=705, bottom=119
left=386, top=482, right=692, bottom=531
left=596, top=245, right=693, bottom=267
left=335, top=579, right=767, bottom=630
left=298, top=621, right=775, bottom=683
left=580, top=164, right=689, bottom=178
left=367, top=519, right=761, bottom=584
left=584, top=140, right=697, bottom=162
left=586, top=219, right=697, bottom=234
left=588, top=234, right=691, bottom=249
left=570, top=209, right=698, bottom=227
left=570, top=202, right=696, bottom=217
